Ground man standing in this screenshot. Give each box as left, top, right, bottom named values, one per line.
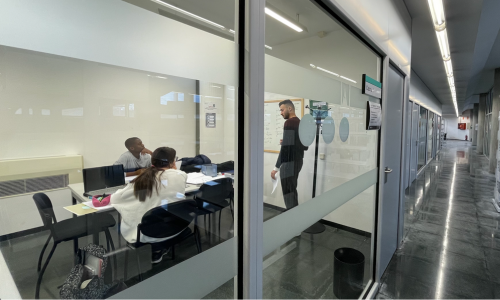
left=115, top=137, right=153, bottom=176
left=271, top=100, right=308, bottom=209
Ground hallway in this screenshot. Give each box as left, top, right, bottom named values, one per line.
left=377, top=140, right=500, bottom=299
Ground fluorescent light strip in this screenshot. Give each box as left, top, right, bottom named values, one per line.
left=436, top=29, right=451, bottom=60
left=444, top=59, right=453, bottom=76
left=428, top=0, right=446, bottom=30
left=151, top=0, right=225, bottom=29
left=340, top=76, right=357, bottom=83
left=265, top=45, right=273, bottom=50
left=212, top=85, right=221, bottom=88
left=265, top=7, right=303, bottom=32
left=427, top=0, right=458, bottom=117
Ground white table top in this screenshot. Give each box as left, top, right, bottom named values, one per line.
left=67, top=182, right=201, bottom=204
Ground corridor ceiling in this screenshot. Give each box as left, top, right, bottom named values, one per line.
left=404, top=0, right=500, bottom=116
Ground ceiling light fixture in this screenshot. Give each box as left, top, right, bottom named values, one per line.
left=265, top=5, right=305, bottom=33
left=151, top=0, right=225, bottom=29
left=265, top=45, right=273, bottom=50
left=428, top=0, right=446, bottom=30
left=435, top=29, right=451, bottom=60
left=427, top=0, right=458, bottom=117
left=444, top=59, right=453, bottom=76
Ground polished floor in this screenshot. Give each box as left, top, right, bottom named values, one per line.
left=377, top=140, right=500, bottom=299
left=1, top=201, right=371, bottom=299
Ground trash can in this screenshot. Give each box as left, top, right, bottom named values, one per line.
left=333, top=248, right=365, bottom=299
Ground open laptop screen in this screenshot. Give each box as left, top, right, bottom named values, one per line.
left=83, top=165, right=125, bottom=193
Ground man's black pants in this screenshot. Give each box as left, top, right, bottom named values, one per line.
left=280, top=159, right=303, bottom=209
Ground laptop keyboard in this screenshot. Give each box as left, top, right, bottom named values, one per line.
left=87, top=185, right=126, bottom=196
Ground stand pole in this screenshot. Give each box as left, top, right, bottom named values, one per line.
left=303, top=116, right=326, bottom=234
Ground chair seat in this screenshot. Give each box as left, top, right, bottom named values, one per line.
left=131, top=227, right=193, bottom=249
left=53, top=214, right=116, bottom=243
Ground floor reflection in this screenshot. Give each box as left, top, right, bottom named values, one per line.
left=378, top=140, right=500, bottom=299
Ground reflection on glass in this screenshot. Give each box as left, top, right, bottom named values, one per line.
left=427, top=111, right=434, bottom=162
left=418, top=106, right=428, bottom=171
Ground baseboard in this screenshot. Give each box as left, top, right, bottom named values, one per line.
left=0, top=226, right=46, bottom=242
left=264, top=203, right=371, bottom=238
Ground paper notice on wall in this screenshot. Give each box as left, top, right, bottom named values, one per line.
left=204, top=102, right=217, bottom=112
left=366, top=101, right=382, bottom=130
left=475, top=123, right=478, bottom=130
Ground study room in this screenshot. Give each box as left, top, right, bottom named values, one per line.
left=0, top=0, right=383, bottom=299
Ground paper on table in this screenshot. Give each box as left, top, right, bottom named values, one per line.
left=83, top=201, right=114, bottom=211
left=186, top=173, right=226, bottom=184
left=272, top=171, right=280, bottom=194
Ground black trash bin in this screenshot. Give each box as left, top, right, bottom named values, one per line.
left=333, top=248, right=365, bottom=299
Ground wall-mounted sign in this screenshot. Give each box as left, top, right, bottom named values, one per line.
left=206, top=113, right=216, bottom=128
left=366, top=101, right=382, bottom=130
left=362, top=74, right=382, bottom=99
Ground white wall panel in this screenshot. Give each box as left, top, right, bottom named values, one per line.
left=409, top=70, right=443, bottom=115
left=0, top=0, right=236, bottom=86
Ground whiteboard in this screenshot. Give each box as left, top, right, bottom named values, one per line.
left=264, top=99, right=304, bottom=153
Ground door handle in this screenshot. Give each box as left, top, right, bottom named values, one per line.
left=384, top=167, right=393, bottom=173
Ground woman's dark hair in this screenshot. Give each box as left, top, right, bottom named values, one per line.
left=132, top=147, right=176, bottom=202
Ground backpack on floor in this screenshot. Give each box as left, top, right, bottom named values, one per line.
left=60, top=244, right=109, bottom=299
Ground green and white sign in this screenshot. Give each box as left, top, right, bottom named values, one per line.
left=362, top=74, right=382, bottom=99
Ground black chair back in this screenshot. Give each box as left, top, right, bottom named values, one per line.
left=33, top=193, right=57, bottom=229
left=138, top=200, right=197, bottom=240
left=196, top=178, right=233, bottom=207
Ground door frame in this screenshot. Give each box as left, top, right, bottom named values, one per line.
left=375, top=59, right=409, bottom=281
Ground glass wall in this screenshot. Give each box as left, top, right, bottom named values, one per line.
left=427, top=111, right=434, bottom=162
left=262, top=1, right=381, bottom=298
left=0, top=1, right=240, bottom=298
left=484, top=88, right=493, bottom=157
left=418, top=107, right=428, bottom=170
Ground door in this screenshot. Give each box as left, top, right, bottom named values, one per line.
left=409, top=103, right=419, bottom=183
left=377, top=63, right=405, bottom=279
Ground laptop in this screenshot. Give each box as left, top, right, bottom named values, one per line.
left=83, top=165, right=126, bottom=197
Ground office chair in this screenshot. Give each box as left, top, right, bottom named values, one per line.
left=125, top=200, right=202, bottom=281
left=32, top=193, right=116, bottom=299
left=194, top=178, right=234, bottom=241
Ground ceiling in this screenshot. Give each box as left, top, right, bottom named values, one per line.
left=404, top=0, right=483, bottom=116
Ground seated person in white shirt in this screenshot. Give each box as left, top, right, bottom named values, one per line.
left=110, top=147, right=188, bottom=263
left=114, top=137, right=153, bottom=176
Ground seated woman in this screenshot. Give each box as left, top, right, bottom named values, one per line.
left=110, top=147, right=187, bottom=263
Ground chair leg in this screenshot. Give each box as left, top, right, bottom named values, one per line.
left=134, top=250, right=143, bottom=282
left=124, top=250, right=129, bottom=281
left=218, top=210, right=222, bottom=242
left=37, top=233, right=52, bottom=272
left=35, top=243, right=57, bottom=299
left=104, top=229, right=117, bottom=282
left=194, top=227, right=202, bottom=253
left=171, top=245, right=175, bottom=260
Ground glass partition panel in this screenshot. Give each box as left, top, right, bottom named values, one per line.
left=0, top=1, right=239, bottom=299
left=418, top=106, right=428, bottom=171
left=262, top=1, right=380, bottom=298
left=427, top=111, right=434, bottom=162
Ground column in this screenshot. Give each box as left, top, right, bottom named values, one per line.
left=477, top=93, right=486, bottom=154
left=488, top=68, right=500, bottom=173
left=472, top=104, right=479, bottom=146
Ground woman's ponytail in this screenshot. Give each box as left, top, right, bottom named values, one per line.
left=131, top=147, right=176, bottom=202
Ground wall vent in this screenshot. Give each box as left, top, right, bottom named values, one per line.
left=0, top=175, right=69, bottom=198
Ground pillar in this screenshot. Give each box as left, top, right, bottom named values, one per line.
left=472, top=104, right=479, bottom=146
left=477, top=94, right=486, bottom=154
left=488, top=68, right=500, bottom=173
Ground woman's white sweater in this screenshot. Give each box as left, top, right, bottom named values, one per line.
left=110, top=169, right=187, bottom=243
